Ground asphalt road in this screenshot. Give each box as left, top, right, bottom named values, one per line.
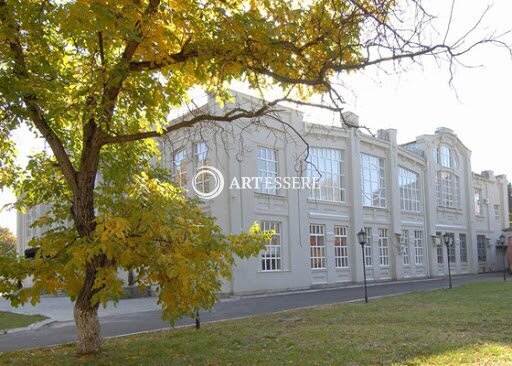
left=0, top=273, right=500, bottom=353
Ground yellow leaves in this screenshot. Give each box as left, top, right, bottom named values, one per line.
left=96, top=216, right=129, bottom=243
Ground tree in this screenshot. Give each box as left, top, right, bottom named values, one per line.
left=0, top=226, right=16, bottom=257
left=0, top=0, right=508, bottom=355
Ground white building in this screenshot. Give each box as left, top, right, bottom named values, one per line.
left=17, top=93, right=509, bottom=295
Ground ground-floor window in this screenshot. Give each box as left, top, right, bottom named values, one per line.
left=364, top=227, right=372, bottom=267
left=310, top=224, right=326, bottom=269
left=414, top=230, right=424, bottom=265
left=378, top=228, right=389, bottom=266
left=436, top=232, right=443, bottom=264
left=401, top=230, right=409, bottom=265
left=477, top=235, right=487, bottom=262
left=447, top=233, right=456, bottom=263
left=260, top=221, right=282, bottom=271
left=334, top=226, right=348, bottom=268
left=459, top=234, right=467, bottom=263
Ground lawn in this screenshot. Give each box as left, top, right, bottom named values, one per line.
left=0, top=311, right=46, bottom=332
left=1, top=281, right=512, bottom=365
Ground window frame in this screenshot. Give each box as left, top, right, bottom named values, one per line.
left=378, top=228, right=389, bottom=267
left=257, top=146, right=279, bottom=195
left=364, top=227, right=373, bottom=267
left=459, top=233, right=467, bottom=263
left=414, top=230, right=424, bottom=265
left=334, top=226, right=349, bottom=268
left=309, top=224, right=326, bottom=269
left=401, top=229, right=410, bottom=266
left=477, top=235, right=487, bottom=263
left=474, top=188, right=482, bottom=215
left=307, top=147, right=346, bottom=203
left=260, top=221, right=282, bottom=272
left=436, top=171, right=460, bottom=209
left=172, top=147, right=187, bottom=189
left=361, top=153, right=386, bottom=208
left=398, top=166, right=421, bottom=212
left=436, top=232, right=444, bottom=264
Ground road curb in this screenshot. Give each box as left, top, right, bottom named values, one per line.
left=1, top=318, right=55, bottom=335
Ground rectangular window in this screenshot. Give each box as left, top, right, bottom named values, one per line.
left=399, top=167, right=421, bottom=212
left=310, top=225, right=326, bottom=269
left=436, top=232, right=444, bottom=264
left=361, top=153, right=386, bottom=207
left=260, top=221, right=282, bottom=271
left=173, top=148, right=187, bottom=188
left=378, top=228, right=389, bottom=266
left=474, top=189, right=482, bottom=215
left=334, top=226, right=348, bottom=268
left=414, top=230, right=424, bottom=265
left=257, top=147, right=278, bottom=195
left=364, top=227, right=372, bottom=267
left=308, top=148, right=345, bottom=202
left=194, top=142, right=209, bottom=194
left=401, top=229, right=409, bottom=265
left=477, top=235, right=487, bottom=262
left=447, top=233, right=456, bottom=263
left=437, top=172, right=460, bottom=208
left=459, top=234, right=467, bottom=263
left=494, top=204, right=500, bottom=219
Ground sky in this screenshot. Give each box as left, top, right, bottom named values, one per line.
left=1, top=0, right=511, bottom=235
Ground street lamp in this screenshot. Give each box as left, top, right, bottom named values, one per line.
left=442, top=233, right=452, bottom=289
left=499, top=234, right=507, bottom=281
left=357, top=229, right=368, bottom=303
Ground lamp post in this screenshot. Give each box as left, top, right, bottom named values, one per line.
left=443, top=233, right=452, bottom=289
left=499, top=234, right=507, bottom=281
left=357, top=229, right=368, bottom=303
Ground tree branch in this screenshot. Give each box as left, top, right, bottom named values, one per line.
left=0, top=0, right=78, bottom=193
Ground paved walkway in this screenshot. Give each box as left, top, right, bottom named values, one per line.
left=0, top=273, right=501, bottom=352
left=0, top=296, right=160, bottom=322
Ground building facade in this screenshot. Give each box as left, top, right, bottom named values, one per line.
left=17, top=93, right=509, bottom=294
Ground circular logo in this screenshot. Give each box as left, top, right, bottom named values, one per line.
left=192, top=166, right=224, bottom=200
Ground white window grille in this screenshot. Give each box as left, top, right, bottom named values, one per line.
left=260, top=221, right=282, bottom=271
left=378, top=228, right=389, bottom=266
left=310, top=224, right=326, bottom=269
left=257, top=147, right=278, bottom=195
left=437, top=172, right=460, bottom=208
left=459, top=234, right=467, bottom=263
left=308, top=148, right=345, bottom=202
left=401, top=230, right=409, bottom=265
left=414, top=230, right=424, bottom=265
left=399, top=167, right=421, bottom=212
left=477, top=235, right=487, bottom=262
left=474, top=189, right=482, bottom=215
left=172, top=148, right=187, bottom=189
left=364, top=227, right=372, bottom=267
left=440, top=145, right=452, bottom=168
left=334, top=226, right=348, bottom=268
left=361, top=153, right=386, bottom=207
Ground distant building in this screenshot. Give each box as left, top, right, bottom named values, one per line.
left=18, top=93, right=509, bottom=294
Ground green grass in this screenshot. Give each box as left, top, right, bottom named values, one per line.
left=0, top=311, right=46, bottom=331
left=1, top=281, right=512, bottom=365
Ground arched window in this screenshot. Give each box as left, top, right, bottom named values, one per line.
left=440, top=144, right=452, bottom=168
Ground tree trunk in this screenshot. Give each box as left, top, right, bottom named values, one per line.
left=74, top=295, right=100, bottom=355
left=74, top=262, right=101, bottom=355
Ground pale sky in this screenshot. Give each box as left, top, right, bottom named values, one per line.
left=1, top=0, right=511, bottom=235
